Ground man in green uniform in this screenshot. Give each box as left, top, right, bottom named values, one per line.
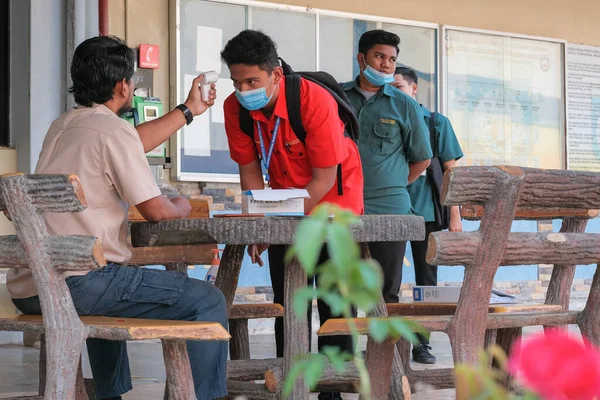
left=393, top=66, right=464, bottom=364
left=342, top=30, right=432, bottom=319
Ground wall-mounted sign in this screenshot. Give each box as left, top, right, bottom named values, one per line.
left=139, top=43, right=159, bottom=69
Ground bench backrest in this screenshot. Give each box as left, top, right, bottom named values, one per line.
left=426, top=166, right=600, bottom=360
left=0, top=174, right=105, bottom=395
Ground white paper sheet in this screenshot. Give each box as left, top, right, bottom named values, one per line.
left=183, top=74, right=211, bottom=157
left=248, top=189, right=310, bottom=201
left=196, top=26, right=223, bottom=74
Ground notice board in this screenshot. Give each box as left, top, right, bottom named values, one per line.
left=566, top=43, right=600, bottom=171
left=444, top=28, right=565, bottom=169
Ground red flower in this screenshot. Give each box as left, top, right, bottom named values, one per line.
left=508, top=330, right=600, bottom=400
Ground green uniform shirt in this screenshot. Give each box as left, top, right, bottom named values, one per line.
left=407, top=105, right=464, bottom=222
left=342, top=78, right=432, bottom=215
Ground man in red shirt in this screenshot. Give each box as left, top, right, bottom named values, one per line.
left=222, top=30, right=364, bottom=400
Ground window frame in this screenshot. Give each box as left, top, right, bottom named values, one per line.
left=169, top=0, right=440, bottom=182
left=0, top=0, right=9, bottom=148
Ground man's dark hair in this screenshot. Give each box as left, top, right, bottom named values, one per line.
left=395, top=66, right=419, bottom=85
left=358, top=30, right=400, bottom=56
left=69, top=36, right=135, bottom=107
left=221, top=30, right=279, bottom=72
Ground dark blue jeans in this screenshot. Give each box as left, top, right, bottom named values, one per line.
left=13, top=264, right=228, bottom=400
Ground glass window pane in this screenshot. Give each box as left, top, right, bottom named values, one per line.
left=383, top=23, right=437, bottom=110
left=319, top=16, right=377, bottom=82
left=251, top=8, right=316, bottom=71
left=178, top=0, right=246, bottom=175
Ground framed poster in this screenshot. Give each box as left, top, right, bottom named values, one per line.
left=442, top=27, right=566, bottom=169
left=566, top=43, right=600, bottom=172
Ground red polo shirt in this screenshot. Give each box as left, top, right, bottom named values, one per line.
left=224, top=78, right=364, bottom=215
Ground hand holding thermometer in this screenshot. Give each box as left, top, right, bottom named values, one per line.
left=200, top=71, right=219, bottom=102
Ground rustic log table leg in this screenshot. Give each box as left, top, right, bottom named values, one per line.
left=162, top=339, right=196, bottom=399
left=75, top=359, right=89, bottom=400
left=215, top=245, right=246, bottom=313
left=229, top=319, right=251, bottom=360
left=23, top=330, right=39, bottom=347
left=545, top=218, right=588, bottom=333
left=362, top=338, right=397, bottom=400
left=38, top=334, right=46, bottom=396
left=360, top=243, right=410, bottom=400
left=578, top=264, right=600, bottom=347
left=484, top=329, right=498, bottom=355
left=162, top=262, right=190, bottom=400
left=284, top=257, right=309, bottom=400
left=495, top=327, right=522, bottom=388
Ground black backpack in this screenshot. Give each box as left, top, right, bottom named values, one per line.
left=239, top=58, right=359, bottom=195
left=426, top=112, right=450, bottom=230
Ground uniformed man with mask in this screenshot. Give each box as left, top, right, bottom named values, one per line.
left=341, top=29, right=432, bottom=340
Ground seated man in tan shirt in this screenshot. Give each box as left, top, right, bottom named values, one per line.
left=6, top=36, right=227, bottom=400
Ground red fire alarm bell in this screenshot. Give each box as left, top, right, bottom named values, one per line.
left=139, top=44, right=159, bottom=69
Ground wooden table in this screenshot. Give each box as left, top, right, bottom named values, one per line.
left=131, top=215, right=425, bottom=399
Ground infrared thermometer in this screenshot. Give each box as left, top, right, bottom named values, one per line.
left=200, top=71, right=219, bottom=102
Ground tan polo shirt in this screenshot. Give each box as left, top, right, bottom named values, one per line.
left=7, top=104, right=161, bottom=299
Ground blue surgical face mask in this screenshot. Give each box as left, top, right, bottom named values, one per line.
left=235, top=74, right=275, bottom=111
left=362, top=61, right=395, bottom=87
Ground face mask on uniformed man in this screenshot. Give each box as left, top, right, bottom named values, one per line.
left=235, top=74, right=275, bottom=110
left=362, top=61, right=395, bottom=87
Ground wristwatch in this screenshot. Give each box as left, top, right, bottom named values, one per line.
left=175, top=104, right=194, bottom=125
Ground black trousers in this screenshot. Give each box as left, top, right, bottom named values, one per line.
left=367, top=241, right=408, bottom=304
left=410, top=221, right=441, bottom=344
left=410, top=222, right=440, bottom=287
left=268, top=245, right=357, bottom=358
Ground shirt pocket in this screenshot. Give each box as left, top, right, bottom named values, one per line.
left=370, top=121, right=402, bottom=157
left=284, top=139, right=307, bottom=160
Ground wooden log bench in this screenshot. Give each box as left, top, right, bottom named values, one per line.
left=388, top=166, right=600, bottom=392
left=0, top=174, right=230, bottom=400
left=388, top=303, right=563, bottom=389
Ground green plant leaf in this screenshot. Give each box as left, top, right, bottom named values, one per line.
left=356, top=260, right=383, bottom=291
left=321, top=346, right=352, bottom=372
left=349, top=290, right=378, bottom=314
left=388, top=317, right=420, bottom=344
left=519, top=391, right=540, bottom=400
left=326, top=223, right=360, bottom=275
left=320, top=291, right=349, bottom=317
left=332, top=207, right=361, bottom=226
left=304, top=355, right=326, bottom=390
left=283, top=359, right=308, bottom=397
left=288, top=218, right=326, bottom=275
left=368, top=318, right=389, bottom=343
left=293, top=287, right=316, bottom=317
left=311, top=204, right=333, bottom=221
left=315, top=262, right=338, bottom=291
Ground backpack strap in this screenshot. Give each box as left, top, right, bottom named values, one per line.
left=428, top=112, right=438, bottom=157
left=285, top=74, right=344, bottom=195
left=284, top=74, right=307, bottom=143
left=239, top=105, right=255, bottom=139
